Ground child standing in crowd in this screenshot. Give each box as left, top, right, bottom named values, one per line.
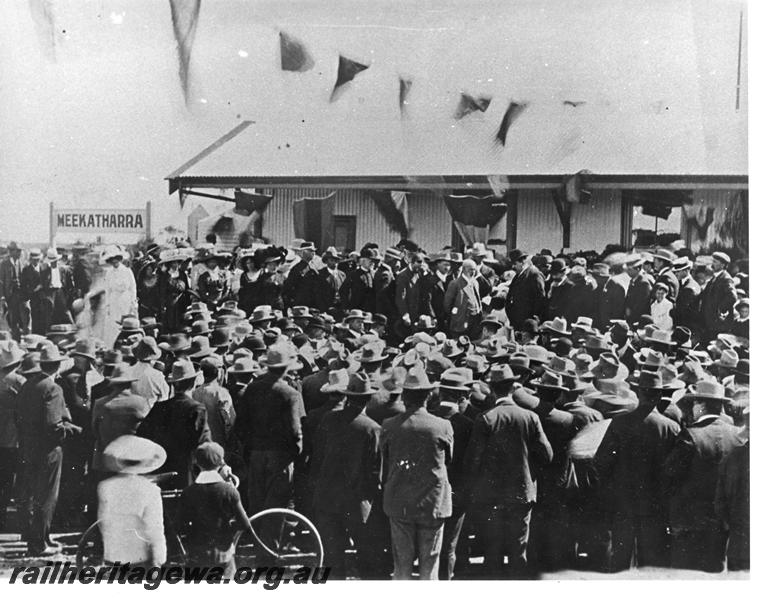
left=650, top=282, right=674, bottom=331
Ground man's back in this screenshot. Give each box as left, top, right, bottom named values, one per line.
left=93, top=390, right=150, bottom=468
left=16, top=373, right=66, bottom=452
left=464, top=399, right=553, bottom=507
left=381, top=407, right=453, bottom=520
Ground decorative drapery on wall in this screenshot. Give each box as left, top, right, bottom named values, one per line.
left=444, top=194, right=507, bottom=245
left=368, top=190, right=410, bottom=240
left=293, top=192, right=336, bottom=250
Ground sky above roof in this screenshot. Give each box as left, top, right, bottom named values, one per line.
left=0, top=0, right=748, bottom=242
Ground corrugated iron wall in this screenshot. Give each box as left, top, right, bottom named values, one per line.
left=516, top=189, right=563, bottom=254
left=570, top=189, right=622, bottom=252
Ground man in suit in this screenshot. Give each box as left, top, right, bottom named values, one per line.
left=625, top=255, right=653, bottom=326
left=420, top=252, right=453, bottom=331
left=663, top=381, right=742, bottom=572
left=311, top=372, right=386, bottom=580
left=282, top=241, right=319, bottom=309
left=505, top=249, right=547, bottom=330
left=316, top=247, right=346, bottom=314
left=340, top=247, right=377, bottom=314
left=19, top=248, right=48, bottom=335
left=0, top=242, right=30, bottom=338
left=595, top=262, right=628, bottom=330
left=565, top=266, right=597, bottom=324
left=42, top=248, right=75, bottom=326
left=653, top=249, right=680, bottom=303
left=443, top=259, right=483, bottom=340
left=15, top=347, right=79, bottom=556
left=594, top=371, right=681, bottom=572
left=546, top=258, right=573, bottom=320
left=374, top=248, right=398, bottom=321
left=395, top=252, right=428, bottom=333
left=381, top=367, right=453, bottom=580
left=464, top=364, right=553, bottom=577
left=137, top=360, right=211, bottom=489
left=468, top=245, right=493, bottom=299
left=700, top=252, right=739, bottom=342
left=671, top=257, right=702, bottom=338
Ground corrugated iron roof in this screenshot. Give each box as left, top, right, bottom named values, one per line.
left=167, top=0, right=747, bottom=184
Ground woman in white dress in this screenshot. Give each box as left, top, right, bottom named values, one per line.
left=93, top=245, right=137, bottom=348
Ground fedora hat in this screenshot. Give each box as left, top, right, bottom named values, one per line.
left=590, top=352, right=629, bottom=381
left=487, top=363, right=519, bottom=384
left=102, top=435, right=166, bottom=475
left=509, top=352, right=534, bottom=376
left=590, top=262, right=610, bottom=277
left=440, top=339, right=465, bottom=359
left=405, top=331, right=437, bottom=347
left=158, top=333, right=191, bottom=354
left=584, top=335, right=615, bottom=357
left=18, top=352, right=42, bottom=375
left=188, top=336, right=214, bottom=359
left=45, top=247, right=61, bottom=261
left=480, top=315, right=504, bottom=331
left=380, top=366, right=407, bottom=393
left=680, top=380, right=728, bottom=403
left=733, top=359, right=749, bottom=378
left=189, top=320, right=212, bottom=336
left=354, top=342, right=387, bottom=364
left=530, top=370, right=569, bottom=392
left=523, top=344, right=553, bottom=365
left=210, top=327, right=231, bottom=348
left=672, top=256, right=693, bottom=271
left=320, top=368, right=350, bottom=394
left=584, top=380, right=638, bottom=417
left=39, top=345, right=66, bottom=364
left=101, top=349, right=123, bottom=367
left=542, top=317, right=571, bottom=336
left=186, top=301, right=209, bottom=315
left=0, top=343, right=25, bottom=370
left=629, top=369, right=684, bottom=391
left=116, top=316, right=142, bottom=334
left=290, top=306, right=312, bottom=319
left=557, top=368, right=591, bottom=393
left=322, top=246, right=341, bottom=260
left=547, top=355, right=577, bottom=375
left=140, top=316, right=160, bottom=331
left=633, top=349, right=669, bottom=369
left=226, top=356, right=260, bottom=375
left=167, top=359, right=198, bottom=383
left=463, top=353, right=489, bottom=374
left=19, top=334, right=46, bottom=350
left=250, top=306, right=275, bottom=323
left=344, top=372, right=377, bottom=396
left=70, top=338, right=97, bottom=361
left=439, top=367, right=473, bottom=391
left=713, top=348, right=739, bottom=370
left=263, top=344, right=302, bottom=369
left=402, top=366, right=437, bottom=390
left=344, top=309, right=366, bottom=323
left=107, top=363, right=139, bottom=385
left=132, top=336, right=161, bottom=361
left=426, top=353, right=454, bottom=375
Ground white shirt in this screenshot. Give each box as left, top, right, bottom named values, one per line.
left=131, top=361, right=170, bottom=410
left=650, top=298, right=674, bottom=331
left=98, top=474, right=166, bottom=565
left=49, top=265, right=62, bottom=288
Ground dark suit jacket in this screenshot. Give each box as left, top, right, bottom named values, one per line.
left=420, top=272, right=450, bottom=327
left=283, top=260, right=319, bottom=309
left=464, top=398, right=553, bottom=507
left=395, top=268, right=425, bottom=322
left=382, top=407, right=453, bottom=520
left=505, top=265, right=547, bottom=329
left=625, top=273, right=653, bottom=325
left=136, top=392, right=211, bottom=483
left=594, top=406, right=680, bottom=516
left=663, top=415, right=742, bottom=530
left=547, top=278, right=574, bottom=320
left=365, top=389, right=406, bottom=425
left=301, top=368, right=331, bottom=413
left=20, top=264, right=45, bottom=302
left=443, top=275, right=482, bottom=334
left=565, top=279, right=596, bottom=324
left=596, top=277, right=627, bottom=330
left=700, top=270, right=739, bottom=339
left=340, top=267, right=376, bottom=313
left=671, top=275, right=702, bottom=333
left=373, top=264, right=396, bottom=317
left=316, top=267, right=345, bottom=313
left=15, top=373, right=69, bottom=454
left=311, top=406, right=382, bottom=520
left=0, top=257, right=22, bottom=299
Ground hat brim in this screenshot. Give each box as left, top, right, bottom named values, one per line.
left=530, top=382, right=569, bottom=392
left=167, top=372, right=198, bottom=383
left=108, top=376, right=139, bottom=385
left=679, top=392, right=728, bottom=403
left=18, top=366, right=42, bottom=375
left=543, top=326, right=572, bottom=336
left=401, top=382, right=438, bottom=390
left=70, top=351, right=97, bottom=361
left=439, top=383, right=471, bottom=391
left=189, top=349, right=214, bottom=359
left=227, top=367, right=260, bottom=375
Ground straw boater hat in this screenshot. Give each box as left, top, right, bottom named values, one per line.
left=101, top=435, right=166, bottom=475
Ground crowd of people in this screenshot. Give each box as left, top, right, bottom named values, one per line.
left=0, top=234, right=750, bottom=579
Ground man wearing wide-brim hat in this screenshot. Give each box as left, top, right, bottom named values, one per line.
left=15, top=345, right=80, bottom=555
left=310, top=370, right=386, bottom=579
left=0, top=341, right=26, bottom=529
left=380, top=366, right=452, bottom=580
left=663, top=379, right=742, bottom=572
left=283, top=241, right=319, bottom=310
left=464, top=359, right=553, bottom=578
left=130, top=336, right=169, bottom=409
left=97, top=435, right=167, bottom=567
left=593, top=368, right=682, bottom=572
left=136, top=359, right=212, bottom=488
left=235, top=343, right=305, bottom=549
left=317, top=247, right=346, bottom=314
left=699, top=251, right=739, bottom=342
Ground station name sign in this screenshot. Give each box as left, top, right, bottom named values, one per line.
left=53, top=208, right=147, bottom=233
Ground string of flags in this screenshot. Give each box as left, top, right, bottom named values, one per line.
left=168, top=0, right=202, bottom=106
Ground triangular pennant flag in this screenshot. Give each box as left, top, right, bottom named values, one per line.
left=279, top=31, right=314, bottom=72
left=330, top=55, right=369, bottom=102
left=399, top=77, right=412, bottom=116
left=454, top=93, right=492, bottom=120
left=495, top=100, right=528, bottom=146
left=29, top=0, right=58, bottom=61
left=179, top=189, right=187, bottom=209
left=169, top=0, right=202, bottom=105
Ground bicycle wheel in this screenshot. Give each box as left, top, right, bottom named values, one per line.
left=76, top=521, right=187, bottom=568
left=234, top=508, right=323, bottom=571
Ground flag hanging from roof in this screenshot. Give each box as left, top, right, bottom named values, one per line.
left=168, top=0, right=202, bottom=105
left=495, top=100, right=528, bottom=146
left=444, top=195, right=507, bottom=246
left=28, top=0, right=58, bottom=61
left=369, top=191, right=410, bottom=239
left=399, top=77, right=412, bottom=116
left=279, top=31, right=314, bottom=72
left=330, top=55, right=369, bottom=102
left=454, top=93, right=491, bottom=120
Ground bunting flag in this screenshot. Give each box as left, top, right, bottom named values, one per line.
left=330, top=55, right=369, bottom=102
left=179, top=189, right=188, bottom=209
left=279, top=31, right=314, bottom=72
left=495, top=100, right=528, bottom=146
left=28, top=0, right=57, bottom=61
left=234, top=190, right=273, bottom=214
left=369, top=191, right=410, bottom=239
left=293, top=193, right=336, bottom=249
left=444, top=195, right=507, bottom=245
left=454, top=93, right=492, bottom=120
left=399, top=77, right=412, bottom=116
left=168, top=0, right=202, bottom=105
left=564, top=170, right=593, bottom=204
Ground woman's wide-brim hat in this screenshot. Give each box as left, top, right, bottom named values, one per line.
left=101, top=435, right=166, bottom=475
left=158, top=247, right=194, bottom=265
